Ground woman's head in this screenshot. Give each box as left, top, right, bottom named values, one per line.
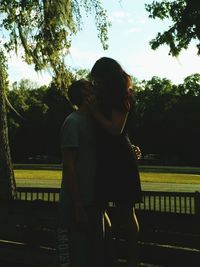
left=90, top=57, right=132, bottom=109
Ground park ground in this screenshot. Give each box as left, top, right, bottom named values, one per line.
left=14, top=164, right=200, bottom=192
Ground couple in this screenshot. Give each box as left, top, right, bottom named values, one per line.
left=58, top=57, right=142, bottom=267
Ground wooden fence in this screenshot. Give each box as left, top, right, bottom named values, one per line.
left=17, top=187, right=60, bottom=202
left=17, top=187, right=200, bottom=215
left=1, top=190, right=200, bottom=267
left=135, top=191, right=199, bottom=214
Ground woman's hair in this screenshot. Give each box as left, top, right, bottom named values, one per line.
left=90, top=57, right=131, bottom=111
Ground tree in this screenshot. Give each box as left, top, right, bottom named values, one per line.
left=135, top=77, right=176, bottom=155
left=182, top=73, right=200, bottom=96
left=0, top=0, right=110, bottom=85
left=146, top=0, right=200, bottom=56
left=8, top=81, right=50, bottom=162
left=0, top=0, right=110, bottom=200
left=0, top=51, right=17, bottom=200
left=7, top=68, right=90, bottom=163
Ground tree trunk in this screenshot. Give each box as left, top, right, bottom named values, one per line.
left=0, top=64, right=17, bottom=201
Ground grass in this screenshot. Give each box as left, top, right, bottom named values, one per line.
left=140, top=172, right=200, bottom=184
left=14, top=169, right=62, bottom=188
left=14, top=165, right=199, bottom=212
left=14, top=164, right=200, bottom=188
left=139, top=165, right=200, bottom=174
left=14, top=169, right=61, bottom=180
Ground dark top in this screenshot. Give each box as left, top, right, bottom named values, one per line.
left=95, top=94, right=142, bottom=206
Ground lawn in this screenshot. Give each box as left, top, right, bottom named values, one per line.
left=140, top=172, right=200, bottom=184
left=14, top=164, right=200, bottom=188
left=14, top=169, right=62, bottom=188
left=14, top=165, right=200, bottom=212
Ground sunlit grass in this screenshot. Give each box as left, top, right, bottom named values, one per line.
left=14, top=169, right=62, bottom=188
left=14, top=169, right=61, bottom=180
left=140, top=172, right=200, bottom=184
left=14, top=167, right=200, bottom=188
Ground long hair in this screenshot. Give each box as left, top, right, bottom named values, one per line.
left=91, top=57, right=137, bottom=137
left=90, top=57, right=131, bottom=111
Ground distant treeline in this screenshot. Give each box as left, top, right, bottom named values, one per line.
left=7, top=73, right=200, bottom=166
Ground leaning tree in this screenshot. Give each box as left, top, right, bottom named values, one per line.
left=0, top=0, right=110, bottom=200
left=0, top=51, right=18, bottom=200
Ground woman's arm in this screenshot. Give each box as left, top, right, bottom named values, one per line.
left=85, top=90, right=129, bottom=135
left=93, top=109, right=128, bottom=135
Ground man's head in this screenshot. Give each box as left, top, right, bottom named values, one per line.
left=68, top=79, right=92, bottom=108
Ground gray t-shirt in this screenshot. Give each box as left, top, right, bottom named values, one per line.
left=60, top=111, right=96, bottom=206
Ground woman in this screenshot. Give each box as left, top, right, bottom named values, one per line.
left=87, top=57, right=142, bottom=267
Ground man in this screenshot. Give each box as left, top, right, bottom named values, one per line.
left=58, top=79, right=104, bottom=267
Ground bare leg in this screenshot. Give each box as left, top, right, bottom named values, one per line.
left=104, top=211, right=118, bottom=267
left=112, top=205, right=139, bottom=267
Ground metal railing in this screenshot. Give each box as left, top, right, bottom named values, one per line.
left=17, top=187, right=200, bottom=215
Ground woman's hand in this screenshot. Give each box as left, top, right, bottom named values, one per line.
left=132, top=145, right=142, bottom=160
left=85, top=94, right=99, bottom=114
left=82, top=83, right=99, bottom=113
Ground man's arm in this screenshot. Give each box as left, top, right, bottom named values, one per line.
left=62, top=149, right=88, bottom=227
left=62, top=149, right=82, bottom=205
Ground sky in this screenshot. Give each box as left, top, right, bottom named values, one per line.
left=7, top=0, right=200, bottom=86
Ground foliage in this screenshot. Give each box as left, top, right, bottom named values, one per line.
left=7, top=79, right=73, bottom=162
left=7, top=74, right=200, bottom=166
left=0, top=1, right=110, bottom=199
left=181, top=73, right=200, bottom=96
left=146, top=0, right=200, bottom=56
left=0, top=0, right=110, bottom=87
left=72, top=68, right=90, bottom=80
left=133, top=74, right=200, bottom=166
left=51, top=67, right=90, bottom=93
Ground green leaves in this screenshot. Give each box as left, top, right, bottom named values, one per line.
left=146, top=0, right=200, bottom=56
left=0, top=0, right=110, bottom=87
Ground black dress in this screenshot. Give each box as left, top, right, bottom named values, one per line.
left=95, top=98, right=142, bottom=206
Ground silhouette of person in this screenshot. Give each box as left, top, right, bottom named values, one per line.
left=58, top=79, right=104, bottom=267
left=87, top=57, right=142, bottom=267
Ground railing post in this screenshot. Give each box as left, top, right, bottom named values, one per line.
left=194, top=191, right=200, bottom=216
